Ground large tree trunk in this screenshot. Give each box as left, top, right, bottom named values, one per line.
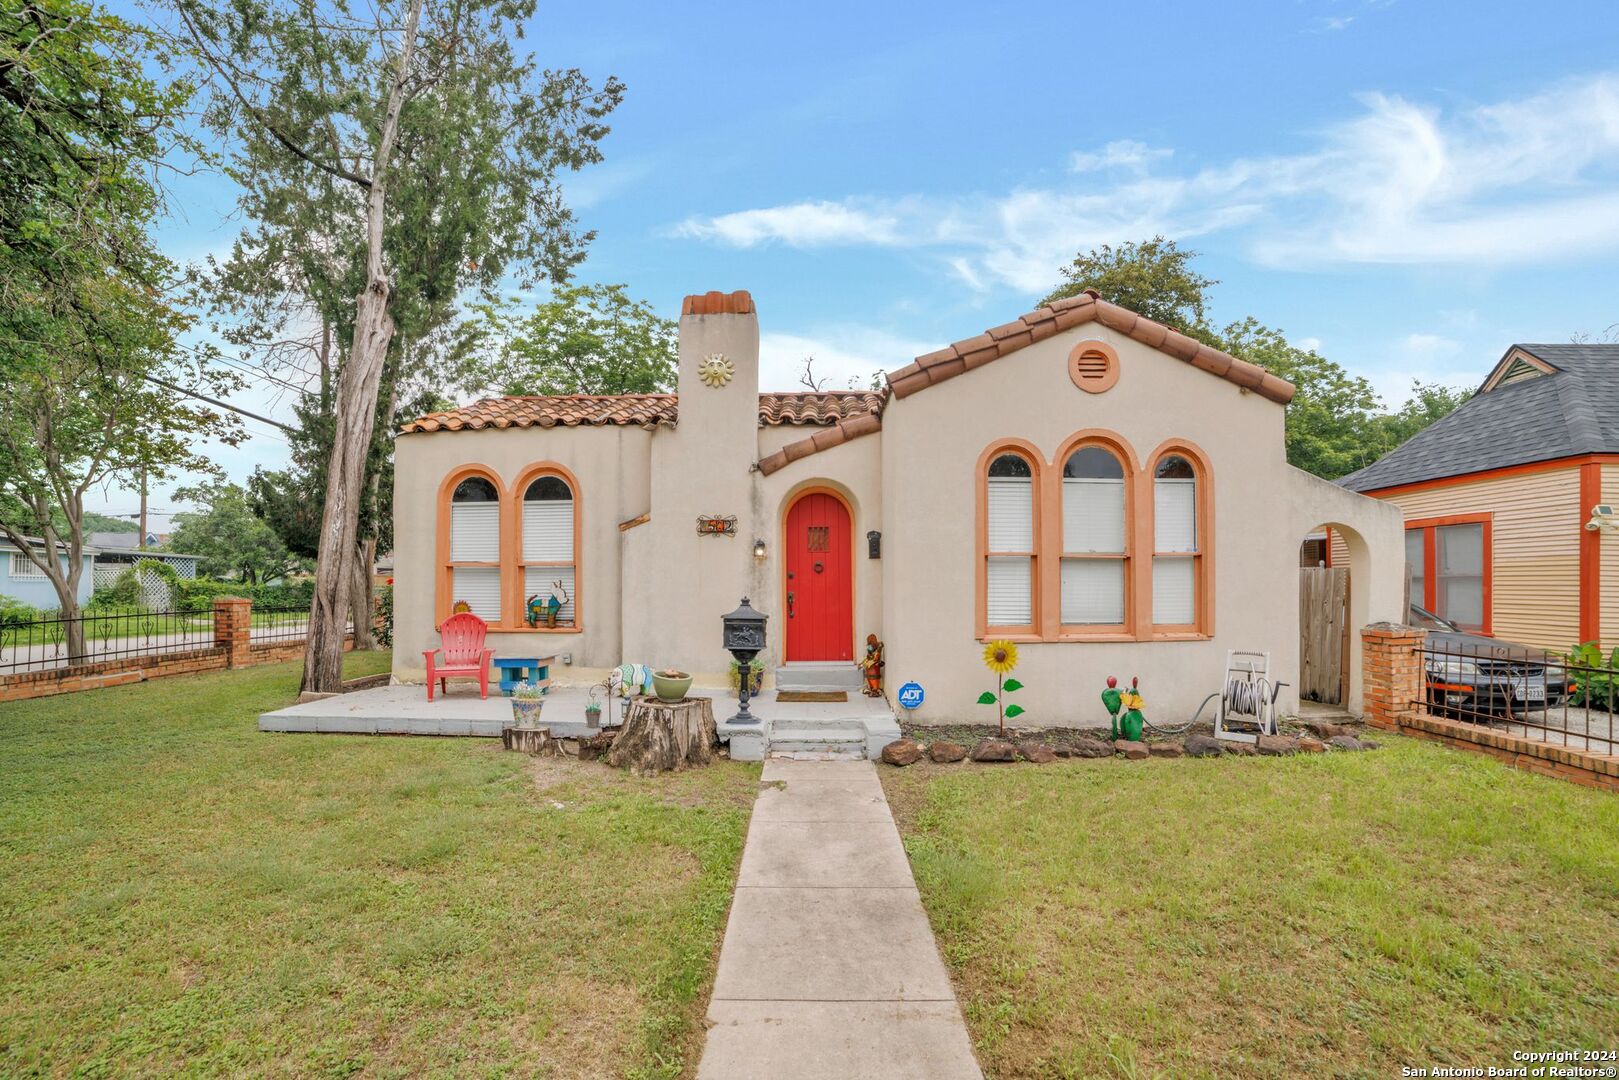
left=606, top=697, right=717, bottom=776
left=300, top=0, right=422, bottom=692
left=348, top=538, right=375, bottom=650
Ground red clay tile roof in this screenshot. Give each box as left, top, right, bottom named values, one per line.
left=682, top=290, right=754, bottom=315
left=399, top=391, right=884, bottom=434
left=756, top=411, right=882, bottom=476
left=885, top=290, right=1296, bottom=405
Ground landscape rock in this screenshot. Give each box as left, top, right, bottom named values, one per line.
left=928, top=740, right=967, bottom=763
left=1225, top=742, right=1258, bottom=756
left=1184, top=733, right=1224, bottom=758
left=881, top=739, right=924, bottom=766
left=970, top=739, right=1017, bottom=763
left=1068, top=737, right=1114, bottom=758
left=1299, top=719, right=1352, bottom=739
left=1327, top=735, right=1366, bottom=751
left=1017, top=742, right=1057, bottom=764
left=1148, top=741, right=1185, bottom=758
left=1256, top=734, right=1300, bottom=756
left=1360, top=739, right=1381, bottom=750
left=1115, top=739, right=1150, bottom=760
left=1297, top=737, right=1326, bottom=753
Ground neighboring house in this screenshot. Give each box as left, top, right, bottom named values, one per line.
left=392, top=289, right=1403, bottom=722
left=1338, top=344, right=1619, bottom=652
left=0, top=537, right=97, bottom=609
left=87, top=532, right=199, bottom=582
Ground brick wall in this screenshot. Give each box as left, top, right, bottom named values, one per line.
left=1360, top=621, right=1619, bottom=792
left=0, top=599, right=352, bottom=704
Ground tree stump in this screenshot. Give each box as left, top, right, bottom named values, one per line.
left=503, top=725, right=558, bottom=756
left=606, top=697, right=717, bottom=776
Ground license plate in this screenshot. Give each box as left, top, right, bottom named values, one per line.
left=1515, top=685, right=1545, bottom=701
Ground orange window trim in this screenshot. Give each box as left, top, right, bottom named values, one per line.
left=1404, top=512, right=1492, bottom=636
left=976, top=439, right=1043, bottom=637
left=1579, top=462, right=1601, bottom=644
left=508, top=461, right=584, bottom=634
left=1358, top=454, right=1619, bottom=499
left=436, top=464, right=507, bottom=630
left=974, top=432, right=1215, bottom=642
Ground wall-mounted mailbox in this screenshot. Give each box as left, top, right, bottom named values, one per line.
left=867, top=530, right=881, bottom=559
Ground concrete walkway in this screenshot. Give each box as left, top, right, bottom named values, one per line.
left=697, top=759, right=982, bottom=1080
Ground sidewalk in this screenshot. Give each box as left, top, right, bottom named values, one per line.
left=697, top=759, right=982, bottom=1080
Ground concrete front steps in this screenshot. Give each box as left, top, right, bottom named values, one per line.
left=774, top=662, right=864, bottom=694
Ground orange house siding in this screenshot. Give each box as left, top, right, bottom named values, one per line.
left=1602, top=464, right=1619, bottom=651
left=1362, top=464, right=1586, bottom=651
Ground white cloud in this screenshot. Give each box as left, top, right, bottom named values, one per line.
left=674, top=74, right=1619, bottom=291
left=758, top=326, right=935, bottom=391
left=1068, top=139, right=1173, bottom=173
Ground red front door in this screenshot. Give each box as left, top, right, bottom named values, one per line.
left=784, top=492, right=853, bottom=662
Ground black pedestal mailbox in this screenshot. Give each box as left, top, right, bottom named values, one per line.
left=722, top=597, right=768, bottom=725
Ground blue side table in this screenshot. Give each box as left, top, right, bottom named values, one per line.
left=492, top=656, right=552, bottom=697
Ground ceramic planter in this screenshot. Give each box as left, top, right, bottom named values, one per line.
left=652, top=670, right=693, bottom=702
left=511, top=698, right=545, bottom=725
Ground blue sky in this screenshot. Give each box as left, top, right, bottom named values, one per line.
left=98, top=0, right=1619, bottom=526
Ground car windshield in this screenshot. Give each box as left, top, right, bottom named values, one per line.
left=1409, top=603, right=1459, bottom=632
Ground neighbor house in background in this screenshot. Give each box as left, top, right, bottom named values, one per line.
left=390, top=288, right=1404, bottom=749
left=86, top=533, right=199, bottom=585
left=1338, top=344, right=1619, bottom=652
left=0, top=537, right=96, bottom=609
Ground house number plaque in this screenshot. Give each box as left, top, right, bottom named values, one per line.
left=696, top=515, right=738, bottom=536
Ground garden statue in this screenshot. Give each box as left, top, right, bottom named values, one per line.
left=858, top=634, right=886, bottom=696
left=1102, top=676, right=1146, bottom=741
left=526, top=579, right=571, bottom=628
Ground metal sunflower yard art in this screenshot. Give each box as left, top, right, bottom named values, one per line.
left=978, top=639, right=1024, bottom=735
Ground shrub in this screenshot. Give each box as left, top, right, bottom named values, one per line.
left=0, top=596, right=41, bottom=629
left=376, top=583, right=394, bottom=647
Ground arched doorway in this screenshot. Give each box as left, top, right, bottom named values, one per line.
left=782, top=489, right=854, bottom=662
left=1299, top=525, right=1349, bottom=705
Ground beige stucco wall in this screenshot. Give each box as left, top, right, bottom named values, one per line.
left=1371, top=466, right=1583, bottom=651
left=391, top=424, right=653, bottom=683
left=879, top=322, right=1404, bottom=726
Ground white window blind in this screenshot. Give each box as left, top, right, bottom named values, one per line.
left=1154, top=478, right=1196, bottom=552
left=1436, top=523, right=1484, bottom=629
left=524, top=565, right=576, bottom=624
left=1152, top=556, right=1195, bottom=624
left=986, top=556, right=1032, bottom=626
left=451, top=566, right=502, bottom=622
left=450, top=503, right=500, bottom=562
left=522, top=500, right=574, bottom=561
left=1063, top=478, right=1124, bottom=553
left=1061, top=558, right=1124, bottom=625
left=986, top=477, right=1034, bottom=552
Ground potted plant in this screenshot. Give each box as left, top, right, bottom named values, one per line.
left=729, top=656, right=764, bottom=697
left=511, top=680, right=545, bottom=725
left=652, top=667, right=693, bottom=702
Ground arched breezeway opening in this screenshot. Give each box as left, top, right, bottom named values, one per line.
left=1297, top=521, right=1376, bottom=714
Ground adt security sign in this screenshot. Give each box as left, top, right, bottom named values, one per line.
left=897, top=681, right=925, bottom=712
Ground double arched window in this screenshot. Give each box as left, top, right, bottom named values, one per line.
left=979, top=435, right=1210, bottom=641
left=437, top=463, right=582, bottom=631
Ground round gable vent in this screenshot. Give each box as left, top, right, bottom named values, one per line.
left=1067, top=340, right=1119, bottom=394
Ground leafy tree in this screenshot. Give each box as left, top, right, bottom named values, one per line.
left=1040, top=237, right=1219, bottom=343
left=174, top=0, right=623, bottom=690
left=456, top=284, right=677, bottom=396
left=0, top=0, right=237, bottom=655
left=82, top=512, right=139, bottom=534
left=168, top=481, right=302, bottom=584
left=1366, top=381, right=1472, bottom=457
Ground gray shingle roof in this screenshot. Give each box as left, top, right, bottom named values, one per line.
left=1339, top=344, right=1619, bottom=493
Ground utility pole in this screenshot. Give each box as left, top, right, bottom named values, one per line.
left=138, top=469, right=148, bottom=549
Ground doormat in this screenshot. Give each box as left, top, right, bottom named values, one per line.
left=776, top=691, right=848, bottom=703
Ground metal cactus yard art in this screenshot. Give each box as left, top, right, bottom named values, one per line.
left=1101, top=676, right=1145, bottom=741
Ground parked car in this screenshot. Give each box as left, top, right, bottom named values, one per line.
left=1410, top=604, right=1569, bottom=717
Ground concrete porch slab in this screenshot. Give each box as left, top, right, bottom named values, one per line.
left=699, top=1001, right=981, bottom=1080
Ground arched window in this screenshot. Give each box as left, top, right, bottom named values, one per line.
left=521, top=473, right=576, bottom=628
left=983, top=450, right=1037, bottom=632
left=1151, top=450, right=1210, bottom=632
left=1060, top=445, right=1128, bottom=627
left=447, top=475, right=501, bottom=622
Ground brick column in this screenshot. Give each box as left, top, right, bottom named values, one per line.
left=1360, top=623, right=1425, bottom=731
left=213, top=597, right=253, bottom=668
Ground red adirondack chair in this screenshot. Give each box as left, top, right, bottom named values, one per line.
left=423, top=612, right=495, bottom=701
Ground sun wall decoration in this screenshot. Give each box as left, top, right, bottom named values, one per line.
left=698, top=353, right=734, bottom=388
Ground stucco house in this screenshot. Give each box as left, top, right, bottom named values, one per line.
left=392, top=289, right=1402, bottom=738
left=1339, top=344, right=1619, bottom=653
left=0, top=537, right=96, bottom=609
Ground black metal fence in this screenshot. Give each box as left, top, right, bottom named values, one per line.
left=253, top=605, right=315, bottom=644
left=0, top=608, right=218, bottom=676
left=1416, top=637, right=1616, bottom=757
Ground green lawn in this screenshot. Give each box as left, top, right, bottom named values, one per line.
left=881, top=738, right=1619, bottom=1079
left=0, top=653, right=759, bottom=1078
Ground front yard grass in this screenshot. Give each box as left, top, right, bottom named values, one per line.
left=881, top=736, right=1619, bottom=1079
left=0, top=652, right=759, bottom=1078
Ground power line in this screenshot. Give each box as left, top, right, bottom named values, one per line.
left=141, top=374, right=296, bottom=433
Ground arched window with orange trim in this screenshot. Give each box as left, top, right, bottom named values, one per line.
left=1059, top=445, right=1130, bottom=629
left=446, top=474, right=502, bottom=623
left=982, top=448, right=1039, bottom=634
left=519, top=472, right=577, bottom=628
left=1149, top=447, right=1212, bottom=633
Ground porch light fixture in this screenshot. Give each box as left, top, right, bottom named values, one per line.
left=753, top=538, right=767, bottom=559
left=721, top=597, right=768, bottom=725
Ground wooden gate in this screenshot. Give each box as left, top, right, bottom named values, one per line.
left=1299, top=566, right=1349, bottom=705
